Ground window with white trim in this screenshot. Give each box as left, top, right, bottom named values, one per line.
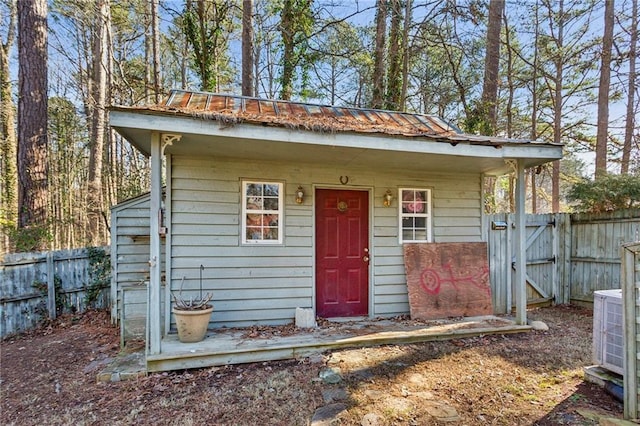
left=399, top=188, right=432, bottom=243
left=242, top=181, right=283, bottom=244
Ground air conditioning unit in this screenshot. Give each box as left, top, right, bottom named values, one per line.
left=593, top=289, right=624, bottom=375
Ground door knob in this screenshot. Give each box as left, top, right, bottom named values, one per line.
left=363, top=255, right=369, bottom=262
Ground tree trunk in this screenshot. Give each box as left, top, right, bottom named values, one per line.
left=504, top=10, right=514, bottom=138
left=197, top=0, right=212, bottom=91
left=372, top=0, right=387, bottom=109
left=144, top=4, right=151, bottom=103
left=531, top=169, right=537, bottom=213
left=17, top=0, right=48, bottom=248
left=551, top=0, right=564, bottom=213
left=621, top=0, right=637, bottom=174
left=386, top=0, right=402, bottom=110
left=87, top=0, right=110, bottom=246
left=1, top=0, right=17, bottom=252
left=480, top=0, right=504, bottom=135
left=595, top=0, right=614, bottom=178
left=280, top=0, right=294, bottom=100
left=530, top=4, right=540, bottom=212
left=242, top=0, right=254, bottom=97
left=151, top=0, right=161, bottom=103
left=400, top=0, right=412, bottom=110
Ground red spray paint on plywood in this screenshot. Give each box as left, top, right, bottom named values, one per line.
left=403, top=243, right=493, bottom=320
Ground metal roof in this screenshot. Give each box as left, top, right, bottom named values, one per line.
left=113, top=89, right=558, bottom=148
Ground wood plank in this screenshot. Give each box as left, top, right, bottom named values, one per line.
left=403, top=242, right=492, bottom=320
left=147, top=320, right=531, bottom=373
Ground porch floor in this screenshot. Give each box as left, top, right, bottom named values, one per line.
left=145, top=315, right=531, bottom=373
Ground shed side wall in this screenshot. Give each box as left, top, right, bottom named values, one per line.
left=112, top=196, right=165, bottom=341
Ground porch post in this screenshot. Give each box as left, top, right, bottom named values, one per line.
left=514, top=159, right=527, bottom=325
left=148, top=131, right=162, bottom=354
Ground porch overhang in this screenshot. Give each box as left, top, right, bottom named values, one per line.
left=110, top=109, right=563, bottom=176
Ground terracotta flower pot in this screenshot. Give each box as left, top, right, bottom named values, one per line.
left=172, top=305, right=214, bottom=343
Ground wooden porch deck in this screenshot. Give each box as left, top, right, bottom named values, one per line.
left=146, top=315, right=532, bottom=372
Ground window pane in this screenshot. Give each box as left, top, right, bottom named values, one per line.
left=264, top=227, right=278, bottom=240
left=265, top=214, right=278, bottom=226
left=247, top=213, right=262, bottom=226
left=264, top=197, right=279, bottom=210
left=246, top=183, right=262, bottom=197
left=413, top=229, right=427, bottom=240
left=246, top=227, right=262, bottom=240
left=247, top=199, right=262, bottom=210
left=402, top=229, right=414, bottom=240
left=264, top=184, right=279, bottom=196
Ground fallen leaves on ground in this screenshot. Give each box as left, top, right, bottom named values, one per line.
left=0, top=306, right=623, bottom=425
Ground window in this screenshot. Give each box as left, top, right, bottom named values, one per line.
left=242, top=181, right=283, bottom=244
left=399, top=188, right=432, bottom=243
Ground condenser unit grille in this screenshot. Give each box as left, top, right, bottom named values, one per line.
left=604, top=300, right=623, bottom=370
left=593, top=289, right=624, bottom=375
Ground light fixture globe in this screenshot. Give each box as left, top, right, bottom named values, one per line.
left=295, top=186, right=305, bottom=204
left=383, top=189, right=393, bottom=207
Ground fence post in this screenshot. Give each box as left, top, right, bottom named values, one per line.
left=46, top=252, right=56, bottom=320
left=556, top=213, right=572, bottom=304
left=622, top=243, right=639, bottom=419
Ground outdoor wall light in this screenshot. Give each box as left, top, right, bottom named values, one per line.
left=295, top=186, right=305, bottom=204
left=383, top=189, right=393, bottom=207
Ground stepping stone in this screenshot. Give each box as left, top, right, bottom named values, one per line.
left=530, top=320, right=549, bottom=331
left=319, top=367, right=343, bottom=384
left=361, top=412, right=383, bottom=426
left=311, top=403, right=347, bottom=426
left=424, top=401, right=460, bottom=422
left=322, top=388, right=348, bottom=403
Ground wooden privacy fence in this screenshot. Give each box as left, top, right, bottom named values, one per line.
left=0, top=247, right=110, bottom=338
left=486, top=209, right=640, bottom=313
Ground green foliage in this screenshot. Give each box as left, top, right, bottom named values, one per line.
left=567, top=174, right=640, bottom=213
left=276, top=0, right=315, bottom=99
left=181, top=0, right=235, bottom=92
left=32, top=275, right=65, bottom=320
left=8, top=225, right=51, bottom=253
left=464, top=100, right=495, bottom=135
left=85, top=246, right=111, bottom=307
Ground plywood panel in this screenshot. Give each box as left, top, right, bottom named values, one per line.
left=403, top=242, right=492, bottom=320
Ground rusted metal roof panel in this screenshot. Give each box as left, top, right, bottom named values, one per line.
left=138, top=89, right=560, bottom=147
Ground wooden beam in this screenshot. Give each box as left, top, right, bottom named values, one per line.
left=146, top=323, right=532, bottom=373
left=148, top=132, right=162, bottom=354
left=164, top=154, right=173, bottom=335
left=514, top=159, right=527, bottom=325
left=46, top=252, right=56, bottom=320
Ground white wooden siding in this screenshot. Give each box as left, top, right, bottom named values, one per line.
left=169, top=156, right=483, bottom=328
left=111, top=195, right=165, bottom=342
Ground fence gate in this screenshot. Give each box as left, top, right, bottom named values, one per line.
left=487, top=213, right=559, bottom=313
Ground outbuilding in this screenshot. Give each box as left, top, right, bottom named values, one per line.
left=109, top=89, right=562, bottom=369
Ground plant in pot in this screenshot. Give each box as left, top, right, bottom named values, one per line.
left=171, top=266, right=213, bottom=343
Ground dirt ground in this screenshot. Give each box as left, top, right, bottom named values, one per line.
left=0, top=305, right=625, bottom=425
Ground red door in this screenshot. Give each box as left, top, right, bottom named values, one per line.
left=316, top=189, right=369, bottom=318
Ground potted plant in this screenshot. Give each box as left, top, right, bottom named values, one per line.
left=171, top=266, right=213, bottom=343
